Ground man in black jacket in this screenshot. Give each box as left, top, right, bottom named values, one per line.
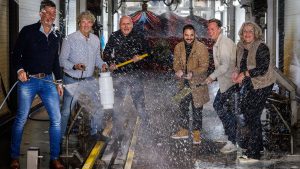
left=103, top=16, right=150, bottom=138
left=10, top=1, right=64, bottom=169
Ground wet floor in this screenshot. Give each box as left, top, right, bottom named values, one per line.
left=0, top=70, right=299, bottom=169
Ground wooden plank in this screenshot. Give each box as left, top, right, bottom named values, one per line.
left=124, top=117, right=141, bottom=169
left=82, top=141, right=105, bottom=169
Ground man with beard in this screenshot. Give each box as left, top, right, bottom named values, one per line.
left=171, top=24, right=209, bottom=144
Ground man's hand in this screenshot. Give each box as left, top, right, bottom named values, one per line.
left=56, top=80, right=63, bottom=96
left=17, top=69, right=28, bottom=82
left=232, top=70, right=239, bottom=83
left=109, top=63, right=117, bottom=72
left=204, top=77, right=213, bottom=84
left=73, top=63, right=86, bottom=71
left=132, top=55, right=141, bottom=63
left=57, top=84, right=63, bottom=96
left=184, top=72, right=193, bottom=80
left=235, top=72, right=245, bottom=84
left=175, top=70, right=184, bottom=78
left=101, top=64, right=108, bottom=72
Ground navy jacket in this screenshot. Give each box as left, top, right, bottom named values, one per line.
left=103, top=30, right=149, bottom=73
left=12, top=22, right=62, bottom=79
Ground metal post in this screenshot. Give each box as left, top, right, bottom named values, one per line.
left=267, top=0, right=277, bottom=67
left=107, top=0, right=114, bottom=36
left=27, top=147, right=41, bottom=169
left=189, top=0, right=194, bottom=16
left=227, top=1, right=235, bottom=40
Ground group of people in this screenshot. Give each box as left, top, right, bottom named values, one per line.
left=9, top=0, right=275, bottom=168
left=171, top=18, right=275, bottom=163
left=10, top=0, right=149, bottom=168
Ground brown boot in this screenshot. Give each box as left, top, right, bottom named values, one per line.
left=192, top=130, right=201, bottom=144
left=171, top=127, right=189, bottom=139
left=50, top=159, right=65, bottom=169
left=10, top=159, right=20, bottom=169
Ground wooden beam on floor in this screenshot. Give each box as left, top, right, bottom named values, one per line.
left=124, top=117, right=141, bottom=169
left=82, top=119, right=113, bottom=169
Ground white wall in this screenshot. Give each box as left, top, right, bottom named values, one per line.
left=18, top=0, right=60, bottom=31
left=235, top=6, right=245, bottom=43
left=284, top=0, right=300, bottom=94
left=66, top=0, right=77, bottom=35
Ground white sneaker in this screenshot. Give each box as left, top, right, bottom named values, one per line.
left=220, top=141, right=237, bottom=154
left=238, top=155, right=260, bottom=163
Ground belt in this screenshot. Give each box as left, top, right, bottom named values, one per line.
left=64, top=73, right=86, bottom=81
left=29, top=73, right=49, bottom=78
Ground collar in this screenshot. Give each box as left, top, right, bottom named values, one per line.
left=184, top=40, right=194, bottom=47
left=77, top=31, right=91, bottom=41
left=237, top=40, right=262, bottom=50
left=214, top=34, right=223, bottom=47
left=39, top=21, right=55, bottom=36
left=118, top=29, right=134, bottom=38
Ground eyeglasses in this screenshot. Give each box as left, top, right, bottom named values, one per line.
left=243, top=30, right=254, bottom=34
left=41, top=9, right=56, bottom=17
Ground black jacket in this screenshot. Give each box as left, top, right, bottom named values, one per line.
left=103, top=30, right=149, bottom=73
left=12, top=21, right=62, bottom=79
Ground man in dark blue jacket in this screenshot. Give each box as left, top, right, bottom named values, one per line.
left=10, top=1, right=64, bottom=169
left=103, top=16, right=150, bottom=148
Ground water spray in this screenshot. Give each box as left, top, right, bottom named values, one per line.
left=97, top=53, right=149, bottom=109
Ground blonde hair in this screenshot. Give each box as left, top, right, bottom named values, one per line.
left=238, top=21, right=263, bottom=42
left=77, top=11, right=96, bottom=25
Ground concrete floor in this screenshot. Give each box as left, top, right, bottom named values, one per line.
left=1, top=71, right=299, bottom=169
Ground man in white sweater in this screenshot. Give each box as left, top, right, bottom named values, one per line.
left=205, top=18, right=238, bottom=154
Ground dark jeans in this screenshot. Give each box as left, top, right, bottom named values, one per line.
left=213, top=85, right=238, bottom=144
left=112, top=72, right=148, bottom=138
left=240, top=81, right=274, bottom=159
left=179, top=93, right=203, bottom=130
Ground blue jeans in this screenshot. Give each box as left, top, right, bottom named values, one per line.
left=60, top=75, right=103, bottom=137
left=11, top=75, right=61, bottom=160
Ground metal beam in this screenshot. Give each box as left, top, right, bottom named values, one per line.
left=267, top=0, right=277, bottom=67
left=107, top=0, right=113, bottom=35
left=273, top=67, right=298, bottom=127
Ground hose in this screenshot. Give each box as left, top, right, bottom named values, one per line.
left=0, top=81, right=18, bottom=111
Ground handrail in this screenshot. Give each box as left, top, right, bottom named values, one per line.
left=273, top=67, right=298, bottom=127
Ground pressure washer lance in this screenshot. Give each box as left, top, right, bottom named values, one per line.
left=172, top=81, right=207, bottom=103
left=0, top=74, right=65, bottom=111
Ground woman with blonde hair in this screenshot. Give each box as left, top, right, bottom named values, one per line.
left=233, top=21, right=275, bottom=163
